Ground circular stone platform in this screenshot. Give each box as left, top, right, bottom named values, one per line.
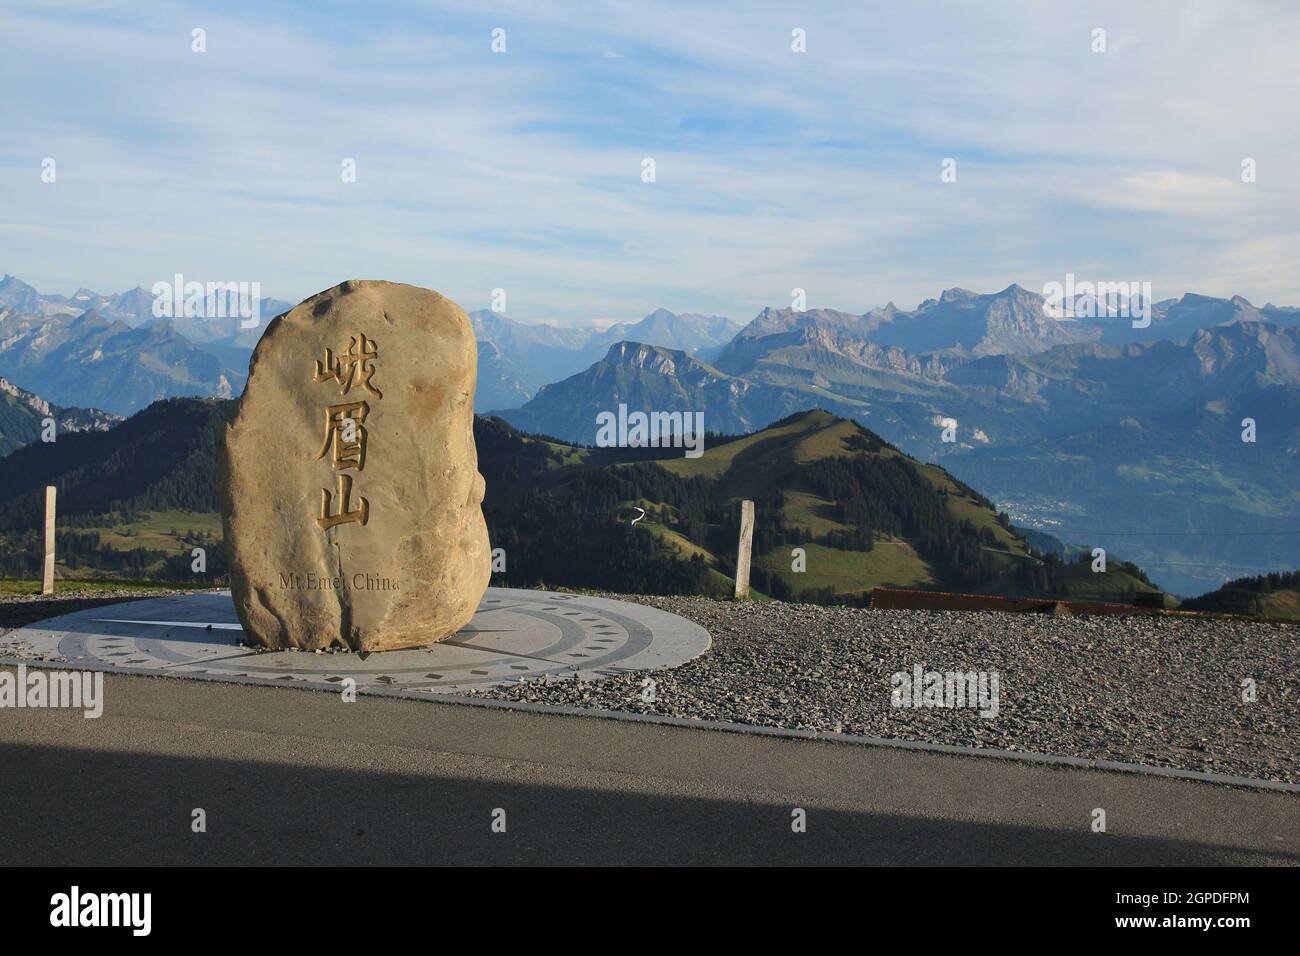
left=0, top=588, right=710, bottom=696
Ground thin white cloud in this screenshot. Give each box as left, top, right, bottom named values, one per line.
left=0, top=0, right=1297, bottom=322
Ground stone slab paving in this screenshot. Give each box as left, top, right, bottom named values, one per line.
left=0, top=588, right=710, bottom=695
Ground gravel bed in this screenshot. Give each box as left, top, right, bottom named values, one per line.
left=472, top=595, right=1300, bottom=785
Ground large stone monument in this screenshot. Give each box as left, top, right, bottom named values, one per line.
left=218, top=280, right=490, bottom=652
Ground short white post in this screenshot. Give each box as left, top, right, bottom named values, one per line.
left=41, top=485, right=56, bottom=595
left=734, top=499, right=754, bottom=599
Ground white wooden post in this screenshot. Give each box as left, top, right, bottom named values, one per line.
left=42, top=485, right=56, bottom=595
left=734, top=499, right=754, bottom=599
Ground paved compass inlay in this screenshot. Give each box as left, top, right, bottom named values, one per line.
left=0, top=588, right=711, bottom=695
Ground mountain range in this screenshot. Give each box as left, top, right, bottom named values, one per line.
left=0, top=273, right=294, bottom=336
left=0, top=275, right=740, bottom=416
left=470, top=306, right=741, bottom=407
left=0, top=377, right=120, bottom=456
left=0, top=307, right=246, bottom=416
left=2, top=273, right=1296, bottom=595
left=0, top=275, right=296, bottom=416
left=495, top=287, right=1300, bottom=596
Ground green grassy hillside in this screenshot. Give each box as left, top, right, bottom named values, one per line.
left=647, top=409, right=1157, bottom=603
left=0, top=398, right=1167, bottom=608
left=1181, top=570, right=1300, bottom=620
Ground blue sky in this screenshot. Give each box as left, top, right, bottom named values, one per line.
left=2, top=0, right=1298, bottom=325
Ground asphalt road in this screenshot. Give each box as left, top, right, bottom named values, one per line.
left=2, top=668, right=1297, bottom=865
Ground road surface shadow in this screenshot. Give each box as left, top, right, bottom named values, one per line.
left=2, top=742, right=1295, bottom=865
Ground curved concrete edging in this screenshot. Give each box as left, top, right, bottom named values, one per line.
left=411, top=692, right=1300, bottom=795
left=4, top=655, right=1296, bottom=793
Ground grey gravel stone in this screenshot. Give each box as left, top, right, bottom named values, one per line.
left=472, top=595, right=1300, bottom=785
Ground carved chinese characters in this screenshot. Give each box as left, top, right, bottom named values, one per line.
left=313, top=334, right=382, bottom=529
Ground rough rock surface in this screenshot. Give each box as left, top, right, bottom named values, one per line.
left=218, top=280, right=490, bottom=651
